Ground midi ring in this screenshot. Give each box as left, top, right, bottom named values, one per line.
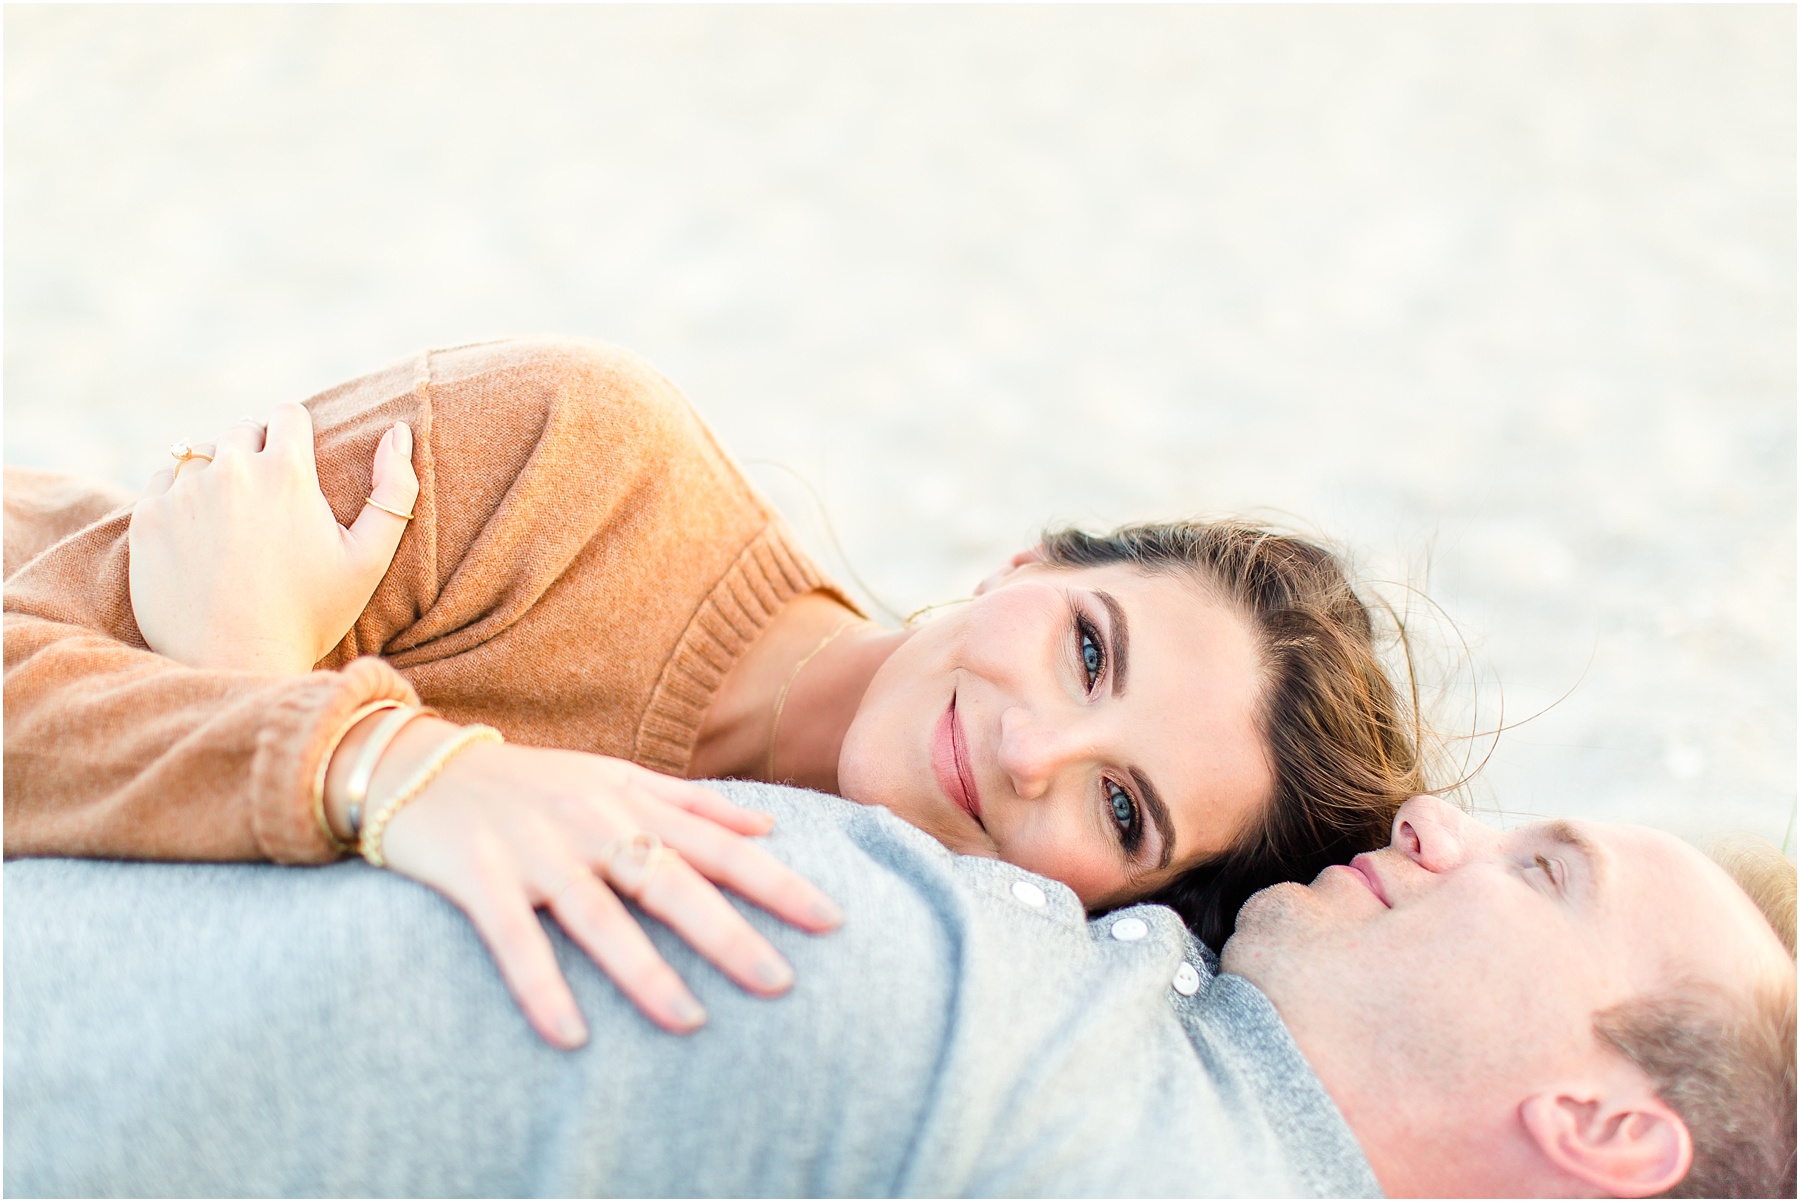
left=169, top=439, right=213, bottom=465
left=597, top=831, right=679, bottom=901
left=364, top=496, right=415, bottom=521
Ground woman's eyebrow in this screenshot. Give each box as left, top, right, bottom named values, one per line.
left=1094, top=590, right=1130, bottom=698
left=1128, top=767, right=1175, bottom=871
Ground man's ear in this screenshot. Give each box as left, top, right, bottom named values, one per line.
left=1519, top=1085, right=1693, bottom=1198
left=973, top=545, right=1047, bottom=596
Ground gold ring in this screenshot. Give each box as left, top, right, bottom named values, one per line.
left=364, top=497, right=415, bottom=521
left=598, top=831, right=678, bottom=901
left=169, top=440, right=214, bottom=465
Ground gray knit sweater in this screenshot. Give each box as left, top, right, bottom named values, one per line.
left=5, top=781, right=1380, bottom=1197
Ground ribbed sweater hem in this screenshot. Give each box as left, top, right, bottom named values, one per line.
left=634, top=520, right=858, bottom=777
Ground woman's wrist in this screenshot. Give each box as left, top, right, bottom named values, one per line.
left=323, top=711, right=464, bottom=845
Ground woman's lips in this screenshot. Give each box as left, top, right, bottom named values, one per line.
left=932, top=694, right=985, bottom=830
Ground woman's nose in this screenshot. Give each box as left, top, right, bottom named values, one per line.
left=1391, top=794, right=1473, bottom=873
left=996, top=706, right=1084, bottom=801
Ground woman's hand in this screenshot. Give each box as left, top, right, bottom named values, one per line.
left=128, top=403, right=418, bottom=674
left=341, top=716, right=843, bottom=1047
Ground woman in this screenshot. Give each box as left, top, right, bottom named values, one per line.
left=5, top=336, right=1430, bottom=1048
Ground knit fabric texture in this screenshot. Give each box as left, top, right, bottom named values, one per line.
left=4, top=780, right=1380, bottom=1198
left=4, top=336, right=851, bottom=863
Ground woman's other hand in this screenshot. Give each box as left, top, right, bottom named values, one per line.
left=336, top=716, right=844, bottom=1046
left=128, top=403, right=419, bottom=674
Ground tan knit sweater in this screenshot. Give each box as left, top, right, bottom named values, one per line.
left=4, top=337, right=849, bottom=864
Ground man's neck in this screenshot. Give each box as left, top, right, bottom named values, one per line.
left=1276, top=1028, right=1576, bottom=1197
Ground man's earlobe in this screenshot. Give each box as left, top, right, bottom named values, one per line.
left=972, top=545, right=1047, bottom=596
left=1519, top=1088, right=1693, bottom=1198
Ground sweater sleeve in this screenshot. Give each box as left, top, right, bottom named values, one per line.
left=3, top=475, right=422, bottom=864
left=4, top=335, right=811, bottom=864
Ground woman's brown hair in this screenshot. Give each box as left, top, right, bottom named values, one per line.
left=1040, top=520, right=1434, bottom=950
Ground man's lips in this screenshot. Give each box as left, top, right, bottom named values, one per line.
left=1345, top=853, right=1392, bottom=907
left=933, top=694, right=985, bottom=830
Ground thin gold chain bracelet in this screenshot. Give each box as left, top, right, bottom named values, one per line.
left=359, top=724, right=504, bottom=868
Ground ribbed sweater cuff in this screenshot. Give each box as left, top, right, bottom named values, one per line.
left=250, top=657, right=421, bottom=864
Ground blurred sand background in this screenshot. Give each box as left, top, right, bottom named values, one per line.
left=6, top=5, right=1793, bottom=848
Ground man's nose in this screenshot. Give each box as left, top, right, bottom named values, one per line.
left=1390, top=794, right=1473, bottom=873
left=996, top=706, right=1085, bottom=801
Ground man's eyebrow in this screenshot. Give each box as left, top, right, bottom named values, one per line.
left=1128, top=767, right=1175, bottom=873
left=1541, top=819, right=1606, bottom=894
left=1095, top=590, right=1130, bottom=698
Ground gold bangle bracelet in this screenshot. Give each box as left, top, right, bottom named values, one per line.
left=312, top=699, right=405, bottom=854
left=360, top=724, right=504, bottom=869
left=342, top=705, right=439, bottom=842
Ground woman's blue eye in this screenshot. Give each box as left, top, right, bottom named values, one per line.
left=1107, top=781, right=1136, bottom=831
left=1075, top=614, right=1104, bottom=690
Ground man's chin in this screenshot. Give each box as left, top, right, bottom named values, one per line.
left=1239, top=877, right=1311, bottom=922
left=1218, top=879, right=1312, bottom=975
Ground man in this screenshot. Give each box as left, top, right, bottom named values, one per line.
left=1226, top=792, right=1796, bottom=1198
left=6, top=785, right=1792, bottom=1196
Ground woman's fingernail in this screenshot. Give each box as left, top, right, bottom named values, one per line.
left=810, top=898, right=843, bottom=927
left=557, top=1013, right=589, bottom=1047
left=395, top=422, right=413, bottom=455
left=671, top=996, right=707, bottom=1028
left=754, top=959, right=795, bottom=991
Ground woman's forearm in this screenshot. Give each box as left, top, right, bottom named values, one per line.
left=3, top=605, right=417, bottom=862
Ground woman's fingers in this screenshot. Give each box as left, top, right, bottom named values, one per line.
left=543, top=865, right=709, bottom=1035
left=639, top=775, right=775, bottom=836
left=369, top=421, right=418, bottom=510
left=345, top=422, right=419, bottom=576
left=627, top=851, right=797, bottom=999
left=140, top=467, right=176, bottom=500
left=635, top=802, right=844, bottom=934
left=262, top=402, right=319, bottom=481
left=379, top=747, right=842, bottom=1048
left=216, top=417, right=267, bottom=457
left=450, top=860, right=593, bottom=1050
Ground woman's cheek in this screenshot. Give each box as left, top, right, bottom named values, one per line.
left=999, top=828, right=1118, bottom=909
left=834, top=710, right=894, bottom=808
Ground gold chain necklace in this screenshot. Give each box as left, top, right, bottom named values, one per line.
left=765, top=616, right=862, bottom=782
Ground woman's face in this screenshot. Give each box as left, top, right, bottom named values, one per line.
left=837, top=557, right=1274, bottom=909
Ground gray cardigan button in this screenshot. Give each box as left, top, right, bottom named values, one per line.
left=1172, top=962, right=1202, bottom=996
left=1010, top=880, right=1047, bottom=908
left=1110, top=916, right=1149, bottom=941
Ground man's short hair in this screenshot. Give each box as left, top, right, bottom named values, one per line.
left=1593, top=836, right=1795, bottom=1198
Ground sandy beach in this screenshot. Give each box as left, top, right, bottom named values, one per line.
left=6, top=5, right=1792, bottom=848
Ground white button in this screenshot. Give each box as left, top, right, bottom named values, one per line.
left=1010, top=880, right=1047, bottom=909
left=1110, top=916, right=1149, bottom=942
left=1172, top=962, right=1202, bottom=996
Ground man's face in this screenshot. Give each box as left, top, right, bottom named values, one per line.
left=1221, top=795, right=1789, bottom=1188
